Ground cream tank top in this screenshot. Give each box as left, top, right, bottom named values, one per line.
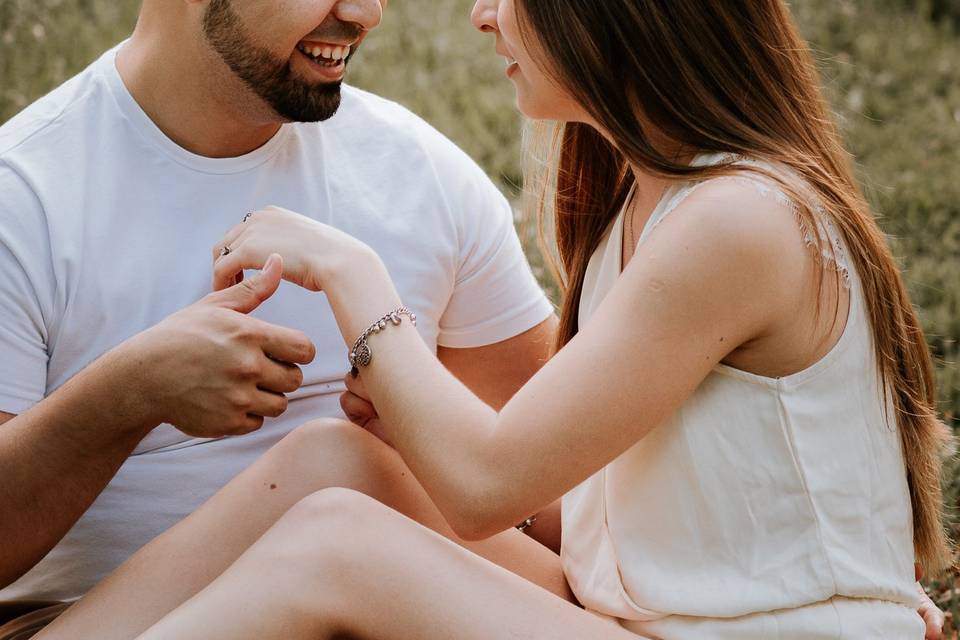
left=560, top=155, right=924, bottom=639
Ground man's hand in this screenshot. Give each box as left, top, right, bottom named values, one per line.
left=0, top=254, right=317, bottom=587
left=124, top=254, right=316, bottom=438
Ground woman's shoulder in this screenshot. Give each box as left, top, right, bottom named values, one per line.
left=634, top=166, right=828, bottom=334
left=652, top=167, right=813, bottom=268
left=665, top=159, right=851, bottom=287
left=637, top=160, right=853, bottom=379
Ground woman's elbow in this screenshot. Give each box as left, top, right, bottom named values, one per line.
left=443, top=481, right=520, bottom=542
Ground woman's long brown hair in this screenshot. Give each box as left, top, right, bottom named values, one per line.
left=517, top=0, right=952, bottom=574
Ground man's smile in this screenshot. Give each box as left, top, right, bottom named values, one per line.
left=296, top=41, right=353, bottom=67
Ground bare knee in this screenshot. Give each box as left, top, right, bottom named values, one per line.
left=279, top=418, right=372, bottom=458
left=289, top=487, right=386, bottom=529
left=256, top=419, right=400, bottom=494
left=232, top=489, right=386, bottom=633
left=273, top=488, right=391, bottom=582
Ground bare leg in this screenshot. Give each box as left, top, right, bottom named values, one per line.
left=37, top=420, right=569, bottom=640
left=136, top=489, right=637, bottom=640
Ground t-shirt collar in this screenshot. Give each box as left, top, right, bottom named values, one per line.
left=98, top=43, right=293, bottom=175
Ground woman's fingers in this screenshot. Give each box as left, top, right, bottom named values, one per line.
left=340, top=390, right=393, bottom=446
left=921, top=603, right=944, bottom=640
left=917, top=582, right=944, bottom=640
left=214, top=210, right=264, bottom=262
left=212, top=241, right=264, bottom=292
left=340, top=391, right=377, bottom=426
left=344, top=371, right=372, bottom=402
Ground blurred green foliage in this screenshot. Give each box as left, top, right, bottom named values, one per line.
left=879, top=0, right=960, bottom=25
left=794, top=0, right=960, bottom=426
left=1, top=0, right=960, bottom=620
left=0, top=1, right=139, bottom=114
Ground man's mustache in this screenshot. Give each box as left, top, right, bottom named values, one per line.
left=306, top=20, right=363, bottom=44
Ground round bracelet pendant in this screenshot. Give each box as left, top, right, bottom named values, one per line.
left=352, top=341, right=372, bottom=368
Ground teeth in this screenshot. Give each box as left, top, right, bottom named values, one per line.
left=299, top=42, right=351, bottom=63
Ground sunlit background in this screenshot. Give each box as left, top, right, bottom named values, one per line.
left=2, top=0, right=959, bottom=630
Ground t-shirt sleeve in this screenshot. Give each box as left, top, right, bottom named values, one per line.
left=438, top=179, right=554, bottom=349
left=0, top=163, right=52, bottom=414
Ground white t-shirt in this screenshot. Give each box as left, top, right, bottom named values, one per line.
left=0, top=46, right=553, bottom=601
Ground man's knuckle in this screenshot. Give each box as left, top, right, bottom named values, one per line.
left=233, top=356, right=261, bottom=379
left=228, top=391, right=253, bottom=412
left=231, top=327, right=256, bottom=345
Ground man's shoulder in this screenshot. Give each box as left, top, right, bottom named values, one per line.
left=0, top=52, right=110, bottom=162
left=335, top=84, right=440, bottom=137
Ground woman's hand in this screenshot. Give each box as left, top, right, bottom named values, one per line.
left=213, top=205, right=405, bottom=352
left=212, top=206, right=373, bottom=293
left=916, top=564, right=946, bottom=640
left=340, top=373, right=394, bottom=447
left=918, top=583, right=945, bottom=639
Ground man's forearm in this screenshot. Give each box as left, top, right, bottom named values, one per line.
left=0, top=344, right=157, bottom=589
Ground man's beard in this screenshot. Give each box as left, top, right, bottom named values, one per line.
left=202, top=0, right=342, bottom=122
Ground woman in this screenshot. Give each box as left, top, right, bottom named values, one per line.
left=37, top=0, right=950, bottom=638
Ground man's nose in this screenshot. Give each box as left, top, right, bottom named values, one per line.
left=333, top=0, right=384, bottom=31
left=470, top=0, right=498, bottom=34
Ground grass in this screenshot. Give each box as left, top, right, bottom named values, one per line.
left=2, top=0, right=960, bottom=631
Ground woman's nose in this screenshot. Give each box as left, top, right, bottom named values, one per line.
left=333, top=0, right=384, bottom=31
left=470, top=0, right=499, bottom=33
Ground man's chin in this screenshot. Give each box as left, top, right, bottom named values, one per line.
left=270, top=86, right=343, bottom=123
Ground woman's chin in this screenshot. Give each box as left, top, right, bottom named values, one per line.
left=513, top=93, right=589, bottom=124
left=514, top=97, right=559, bottom=121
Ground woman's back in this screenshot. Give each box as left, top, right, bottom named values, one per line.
left=561, top=158, right=924, bottom=638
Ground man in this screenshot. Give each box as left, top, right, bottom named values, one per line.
left=0, top=0, right=556, bottom=632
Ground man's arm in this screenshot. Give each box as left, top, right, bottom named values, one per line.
left=437, top=316, right=558, bottom=411
left=0, top=354, right=159, bottom=589
left=0, top=260, right=314, bottom=589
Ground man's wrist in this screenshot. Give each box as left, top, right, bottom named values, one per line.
left=97, top=338, right=164, bottom=439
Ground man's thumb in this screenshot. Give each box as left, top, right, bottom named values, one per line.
left=217, top=254, right=283, bottom=313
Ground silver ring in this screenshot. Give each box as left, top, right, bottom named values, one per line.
left=243, top=211, right=254, bottom=223
left=219, top=245, right=231, bottom=257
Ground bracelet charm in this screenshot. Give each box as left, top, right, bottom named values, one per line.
left=515, top=515, right=537, bottom=533
left=349, top=306, right=416, bottom=377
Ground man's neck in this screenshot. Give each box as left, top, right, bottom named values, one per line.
left=115, top=33, right=283, bottom=159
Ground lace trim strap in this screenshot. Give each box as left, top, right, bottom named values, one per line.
left=646, top=172, right=852, bottom=289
